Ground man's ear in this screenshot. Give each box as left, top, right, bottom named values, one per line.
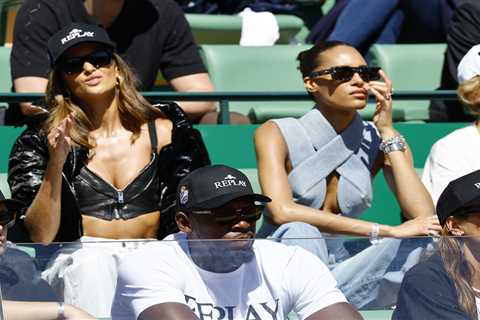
left=176, top=212, right=192, bottom=233
left=446, top=216, right=465, bottom=236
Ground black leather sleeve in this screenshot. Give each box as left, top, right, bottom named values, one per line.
left=154, top=102, right=211, bottom=238
left=8, top=128, right=49, bottom=210
left=7, top=128, right=49, bottom=242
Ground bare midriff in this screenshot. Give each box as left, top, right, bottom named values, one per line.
left=81, top=211, right=160, bottom=239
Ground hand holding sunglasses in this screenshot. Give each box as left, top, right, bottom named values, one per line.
left=365, top=69, right=396, bottom=135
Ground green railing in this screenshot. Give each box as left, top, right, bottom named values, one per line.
left=0, top=90, right=458, bottom=124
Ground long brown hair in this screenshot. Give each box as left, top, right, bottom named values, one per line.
left=44, top=52, right=164, bottom=149
left=438, top=221, right=478, bottom=319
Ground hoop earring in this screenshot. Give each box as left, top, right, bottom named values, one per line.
left=116, top=76, right=121, bottom=88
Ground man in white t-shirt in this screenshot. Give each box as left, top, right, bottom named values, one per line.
left=111, top=165, right=362, bottom=320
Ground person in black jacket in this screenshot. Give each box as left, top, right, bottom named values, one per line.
left=430, top=0, right=480, bottom=121
left=7, top=23, right=210, bottom=318
left=393, top=169, right=480, bottom=320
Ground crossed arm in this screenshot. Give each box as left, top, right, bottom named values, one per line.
left=254, top=121, right=439, bottom=238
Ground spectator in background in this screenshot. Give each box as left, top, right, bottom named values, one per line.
left=111, top=165, right=362, bottom=320
left=394, top=170, right=480, bottom=320
left=177, top=0, right=326, bottom=30
left=309, top=0, right=458, bottom=58
left=8, top=23, right=210, bottom=318
left=0, top=190, right=94, bottom=319
left=254, top=41, right=440, bottom=307
left=8, top=0, right=249, bottom=124
left=0, top=190, right=56, bottom=302
left=430, top=0, right=480, bottom=121
left=423, top=44, right=480, bottom=205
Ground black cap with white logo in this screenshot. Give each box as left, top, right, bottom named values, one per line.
left=177, top=165, right=271, bottom=211
left=47, top=23, right=115, bottom=67
left=437, top=169, right=480, bottom=226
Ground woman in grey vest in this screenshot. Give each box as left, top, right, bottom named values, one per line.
left=254, top=41, right=441, bottom=307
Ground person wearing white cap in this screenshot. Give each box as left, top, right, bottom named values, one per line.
left=422, top=44, right=480, bottom=205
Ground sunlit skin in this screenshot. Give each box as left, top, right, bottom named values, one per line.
left=44, top=42, right=172, bottom=240
left=176, top=198, right=258, bottom=273
left=305, top=46, right=372, bottom=113
left=61, top=42, right=118, bottom=107
left=254, top=44, right=439, bottom=240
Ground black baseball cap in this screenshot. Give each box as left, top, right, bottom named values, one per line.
left=0, top=190, right=25, bottom=213
left=436, top=170, right=480, bottom=226
left=47, top=23, right=115, bottom=67
left=177, top=165, right=271, bottom=211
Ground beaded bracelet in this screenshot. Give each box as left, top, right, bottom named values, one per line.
left=369, top=223, right=381, bottom=245
left=379, top=135, right=406, bottom=154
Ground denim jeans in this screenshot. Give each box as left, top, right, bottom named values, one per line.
left=327, top=0, right=404, bottom=55
left=257, top=221, right=406, bottom=308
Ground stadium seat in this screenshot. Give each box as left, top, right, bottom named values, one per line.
left=199, top=44, right=313, bottom=122
left=0, top=0, right=21, bottom=45
left=368, top=43, right=447, bottom=122
left=186, top=13, right=304, bottom=45
left=0, top=45, right=11, bottom=109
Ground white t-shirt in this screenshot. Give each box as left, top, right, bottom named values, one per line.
left=111, top=233, right=346, bottom=320
left=422, top=124, right=480, bottom=205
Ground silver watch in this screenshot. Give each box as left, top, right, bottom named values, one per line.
left=379, top=135, right=406, bottom=154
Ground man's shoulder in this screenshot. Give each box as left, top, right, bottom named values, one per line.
left=18, top=0, right=71, bottom=14
left=119, top=237, right=185, bottom=269
left=144, top=0, right=182, bottom=13
left=254, top=240, right=314, bottom=267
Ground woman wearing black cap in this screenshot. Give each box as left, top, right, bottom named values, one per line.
left=7, top=23, right=209, bottom=317
left=393, top=170, right=480, bottom=320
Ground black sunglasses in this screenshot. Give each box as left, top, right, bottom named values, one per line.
left=189, top=205, right=264, bottom=225
left=58, top=49, right=113, bottom=75
left=309, top=66, right=381, bottom=82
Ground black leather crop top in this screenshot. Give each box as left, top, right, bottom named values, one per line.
left=72, top=121, right=160, bottom=220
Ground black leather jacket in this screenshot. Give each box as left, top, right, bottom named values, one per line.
left=7, top=102, right=210, bottom=242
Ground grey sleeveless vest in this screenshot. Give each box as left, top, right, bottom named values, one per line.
left=274, top=108, right=381, bottom=217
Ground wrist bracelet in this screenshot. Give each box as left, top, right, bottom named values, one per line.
left=369, top=223, right=381, bottom=245
left=379, top=135, right=406, bottom=154
left=57, top=302, right=65, bottom=320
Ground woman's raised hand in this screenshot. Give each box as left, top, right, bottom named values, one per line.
left=391, top=215, right=442, bottom=238
left=367, top=70, right=394, bottom=135
left=47, top=112, right=74, bottom=168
